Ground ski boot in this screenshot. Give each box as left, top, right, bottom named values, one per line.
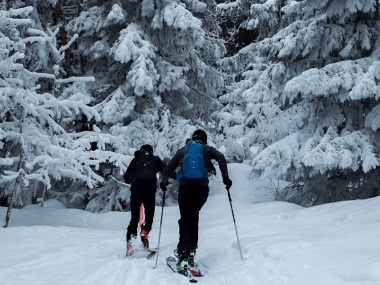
left=174, top=248, right=202, bottom=276
left=189, top=249, right=196, bottom=267
left=140, top=225, right=149, bottom=249
left=126, top=241, right=134, bottom=257
left=176, top=252, right=189, bottom=275
left=174, top=248, right=196, bottom=267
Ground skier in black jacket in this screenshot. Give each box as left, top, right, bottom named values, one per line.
left=160, top=130, right=232, bottom=272
left=124, top=144, right=166, bottom=256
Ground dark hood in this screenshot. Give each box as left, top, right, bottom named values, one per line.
left=134, top=150, right=141, bottom=158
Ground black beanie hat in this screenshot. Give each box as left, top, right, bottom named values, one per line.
left=140, top=144, right=153, bottom=153
left=192, top=129, right=207, bottom=144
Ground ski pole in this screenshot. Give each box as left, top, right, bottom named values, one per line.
left=226, top=187, right=244, bottom=261
left=154, top=189, right=166, bottom=268
left=110, top=176, right=130, bottom=187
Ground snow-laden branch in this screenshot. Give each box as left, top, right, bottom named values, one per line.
left=0, top=158, right=14, bottom=166
left=8, top=7, right=34, bottom=17
left=22, top=36, right=47, bottom=44
left=59, top=34, right=78, bottom=52
left=26, top=28, right=49, bottom=38
left=23, top=69, right=56, bottom=79
left=55, top=77, right=95, bottom=83
left=2, top=18, right=32, bottom=25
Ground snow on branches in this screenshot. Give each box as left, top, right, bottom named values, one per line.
left=219, top=0, right=380, bottom=205
left=0, top=6, right=124, bottom=220
left=111, top=24, right=158, bottom=96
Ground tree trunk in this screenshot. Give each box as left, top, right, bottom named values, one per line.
left=3, top=175, right=22, bottom=228
left=4, top=113, right=25, bottom=228
left=41, top=184, right=46, bottom=207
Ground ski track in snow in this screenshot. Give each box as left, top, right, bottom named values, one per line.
left=1, top=164, right=380, bottom=285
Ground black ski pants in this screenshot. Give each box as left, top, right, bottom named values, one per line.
left=177, top=185, right=209, bottom=254
left=126, top=182, right=156, bottom=242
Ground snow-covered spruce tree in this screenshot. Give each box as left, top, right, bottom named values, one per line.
left=61, top=0, right=226, bottom=209
left=0, top=6, right=125, bottom=226
left=216, top=0, right=259, bottom=56
left=64, top=0, right=225, bottom=151
left=219, top=0, right=380, bottom=206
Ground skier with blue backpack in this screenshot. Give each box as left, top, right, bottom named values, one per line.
left=160, top=129, right=232, bottom=275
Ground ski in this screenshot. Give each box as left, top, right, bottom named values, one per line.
left=134, top=247, right=157, bottom=253
left=166, top=256, right=201, bottom=283
left=173, top=250, right=205, bottom=276
left=126, top=247, right=157, bottom=259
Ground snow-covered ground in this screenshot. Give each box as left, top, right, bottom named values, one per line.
left=1, top=163, right=380, bottom=285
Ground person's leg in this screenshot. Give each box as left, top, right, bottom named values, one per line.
left=177, top=185, right=209, bottom=270
left=177, top=185, right=194, bottom=255
left=190, top=187, right=209, bottom=251
left=191, top=212, right=200, bottom=251
left=140, top=186, right=156, bottom=248
left=142, top=186, right=156, bottom=233
left=126, top=188, right=143, bottom=242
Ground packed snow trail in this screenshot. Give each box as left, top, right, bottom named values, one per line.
left=1, top=164, right=380, bottom=285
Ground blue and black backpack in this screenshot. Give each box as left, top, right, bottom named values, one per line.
left=176, top=140, right=207, bottom=181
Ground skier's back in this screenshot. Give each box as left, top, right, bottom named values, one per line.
left=160, top=130, right=232, bottom=272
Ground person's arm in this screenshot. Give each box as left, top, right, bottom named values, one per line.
left=161, top=148, right=183, bottom=184
left=123, top=158, right=136, bottom=184
left=208, top=163, right=217, bottom=176
left=155, top=156, right=167, bottom=173
left=209, top=147, right=232, bottom=189
left=156, top=156, right=176, bottom=180
left=209, top=147, right=229, bottom=177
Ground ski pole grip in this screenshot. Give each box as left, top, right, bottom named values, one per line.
left=226, top=187, right=232, bottom=203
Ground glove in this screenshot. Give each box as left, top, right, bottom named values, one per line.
left=160, top=181, right=169, bottom=192
left=223, top=176, right=232, bottom=190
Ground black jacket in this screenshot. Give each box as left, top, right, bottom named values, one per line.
left=124, top=150, right=166, bottom=187
left=161, top=145, right=229, bottom=187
